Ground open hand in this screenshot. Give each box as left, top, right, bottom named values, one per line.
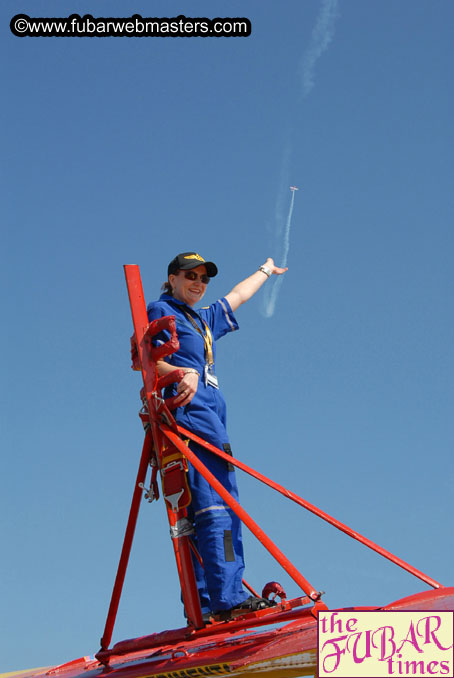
left=264, top=257, right=288, bottom=275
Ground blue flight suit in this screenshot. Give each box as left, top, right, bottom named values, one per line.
left=147, top=293, right=249, bottom=613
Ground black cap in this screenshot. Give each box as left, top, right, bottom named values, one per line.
left=167, top=252, right=218, bottom=278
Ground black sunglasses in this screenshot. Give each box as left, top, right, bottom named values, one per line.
left=183, top=270, right=210, bottom=284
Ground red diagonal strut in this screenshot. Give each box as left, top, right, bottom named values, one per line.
left=100, top=431, right=153, bottom=651
left=175, top=423, right=442, bottom=590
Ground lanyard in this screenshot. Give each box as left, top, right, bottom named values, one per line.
left=180, top=308, right=214, bottom=367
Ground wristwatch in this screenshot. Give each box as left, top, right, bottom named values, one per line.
left=258, top=265, right=272, bottom=278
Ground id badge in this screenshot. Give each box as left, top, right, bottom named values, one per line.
left=204, top=364, right=219, bottom=389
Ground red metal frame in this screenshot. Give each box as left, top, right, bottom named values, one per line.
left=98, top=263, right=443, bottom=659
left=100, top=265, right=204, bottom=654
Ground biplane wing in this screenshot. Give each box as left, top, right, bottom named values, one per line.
left=5, top=587, right=454, bottom=678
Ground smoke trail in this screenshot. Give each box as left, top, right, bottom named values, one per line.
left=261, top=1, right=339, bottom=318
left=262, top=189, right=296, bottom=318
left=280, top=188, right=296, bottom=271
left=301, top=0, right=340, bottom=97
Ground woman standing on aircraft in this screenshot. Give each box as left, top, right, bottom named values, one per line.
left=147, top=252, right=287, bottom=619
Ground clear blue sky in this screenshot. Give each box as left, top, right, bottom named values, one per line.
left=2, top=0, right=453, bottom=672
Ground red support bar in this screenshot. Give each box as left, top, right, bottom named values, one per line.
left=100, top=431, right=153, bottom=651
left=125, top=265, right=158, bottom=397
left=175, top=424, right=442, bottom=591
left=242, top=579, right=261, bottom=599
left=96, top=600, right=317, bottom=664
left=156, top=425, right=203, bottom=629
left=170, top=531, right=204, bottom=624
left=160, top=424, right=322, bottom=601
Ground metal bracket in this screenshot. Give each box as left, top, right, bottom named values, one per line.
left=170, top=518, right=194, bottom=539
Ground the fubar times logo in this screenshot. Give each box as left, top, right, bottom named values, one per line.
left=318, top=611, right=453, bottom=677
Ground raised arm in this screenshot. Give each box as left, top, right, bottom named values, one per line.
left=224, top=258, right=288, bottom=312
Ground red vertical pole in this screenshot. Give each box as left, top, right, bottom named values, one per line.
left=123, top=265, right=203, bottom=629
left=147, top=420, right=204, bottom=627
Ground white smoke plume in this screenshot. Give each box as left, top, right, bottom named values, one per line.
left=262, top=188, right=296, bottom=318
left=301, top=0, right=340, bottom=97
